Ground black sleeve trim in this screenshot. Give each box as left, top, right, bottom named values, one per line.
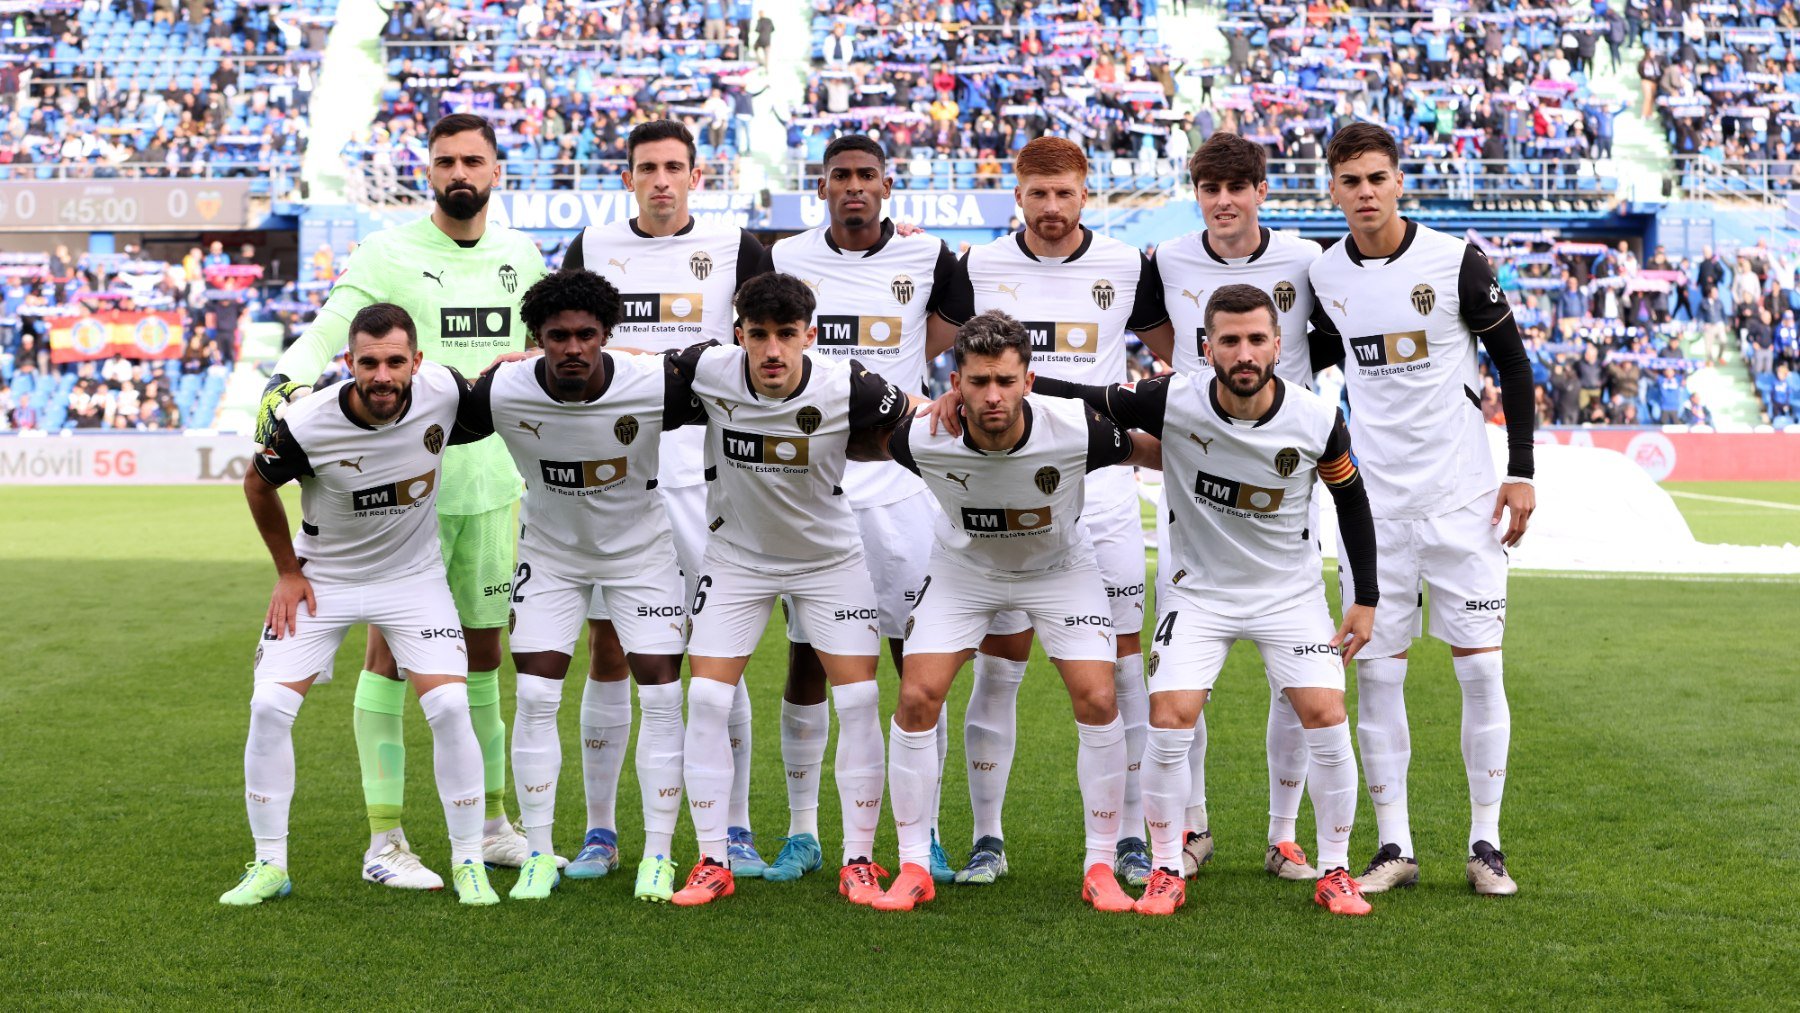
left=1320, top=409, right=1352, bottom=466
left=1126, top=252, right=1171, bottom=332
left=1457, top=244, right=1514, bottom=336
left=448, top=366, right=492, bottom=445
left=561, top=238, right=585, bottom=272
left=936, top=251, right=975, bottom=326
left=1475, top=314, right=1537, bottom=480
left=251, top=418, right=311, bottom=486
left=737, top=230, right=773, bottom=284
left=662, top=348, right=707, bottom=428
left=888, top=415, right=920, bottom=474
left=1329, top=470, right=1380, bottom=608
left=923, top=241, right=957, bottom=315
left=1083, top=409, right=1133, bottom=472
left=1307, top=300, right=1345, bottom=369
left=846, top=359, right=908, bottom=430
left=1103, top=376, right=1169, bottom=440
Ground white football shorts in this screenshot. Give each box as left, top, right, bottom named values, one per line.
left=1146, top=586, right=1344, bottom=695
left=786, top=488, right=938, bottom=643
left=589, top=481, right=708, bottom=622
left=513, top=543, right=687, bottom=657
left=987, top=493, right=1146, bottom=642
left=253, top=569, right=467, bottom=684
left=688, top=548, right=881, bottom=659
left=905, top=552, right=1117, bottom=663
left=1340, top=491, right=1509, bottom=659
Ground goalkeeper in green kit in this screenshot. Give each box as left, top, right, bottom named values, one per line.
left=256, top=114, right=549, bottom=888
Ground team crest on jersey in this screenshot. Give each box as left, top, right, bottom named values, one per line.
left=1146, top=651, right=1159, bottom=677
left=1091, top=279, right=1115, bottom=311
left=424, top=424, right=445, bottom=454
left=1273, top=280, right=1297, bottom=314
left=891, top=274, right=916, bottom=305
left=1034, top=466, right=1061, bottom=495
left=614, top=415, right=640, bottom=445
left=499, top=263, right=519, bottom=294
left=795, top=406, right=823, bottom=435
left=689, top=251, right=714, bottom=281
left=904, top=616, right=915, bottom=639
left=1274, top=447, right=1300, bottom=478
left=1172, top=568, right=1187, bottom=585
left=254, top=645, right=264, bottom=669
left=1411, top=284, right=1436, bottom=316
left=507, top=609, right=517, bottom=633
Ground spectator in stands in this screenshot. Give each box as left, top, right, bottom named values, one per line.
left=1778, top=310, right=1800, bottom=368
left=1556, top=274, right=1589, bottom=339
left=1606, top=352, right=1642, bottom=412
left=1680, top=390, right=1713, bottom=427
left=755, top=10, right=775, bottom=67
left=1576, top=341, right=1606, bottom=414
left=1698, top=285, right=1729, bottom=366
left=1654, top=367, right=1686, bottom=423
left=1748, top=308, right=1777, bottom=376
left=311, top=244, right=335, bottom=282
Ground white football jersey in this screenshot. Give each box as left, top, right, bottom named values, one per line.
left=255, top=360, right=465, bottom=584
left=771, top=220, right=954, bottom=508
left=1310, top=220, right=1511, bottom=519
left=566, top=217, right=772, bottom=489
left=1154, top=227, right=1320, bottom=385
left=466, top=353, right=700, bottom=568
left=1081, top=374, right=1350, bottom=617
left=889, top=393, right=1133, bottom=575
left=672, top=343, right=908, bottom=567
left=938, top=226, right=1169, bottom=507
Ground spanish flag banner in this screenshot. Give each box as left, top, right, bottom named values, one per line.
left=48, top=310, right=186, bottom=364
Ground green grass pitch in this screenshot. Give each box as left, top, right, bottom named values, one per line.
left=3, top=486, right=1796, bottom=1008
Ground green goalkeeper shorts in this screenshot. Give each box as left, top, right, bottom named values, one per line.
left=438, top=504, right=519, bottom=630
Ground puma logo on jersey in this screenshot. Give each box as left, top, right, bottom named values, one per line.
left=517, top=420, right=544, bottom=439
left=336, top=456, right=364, bottom=473
left=1328, top=296, right=1350, bottom=315
left=608, top=257, right=631, bottom=273
left=946, top=471, right=970, bottom=490
left=422, top=270, right=445, bottom=287
left=995, top=282, right=1022, bottom=301
left=1180, top=288, right=1205, bottom=308
left=800, top=277, right=823, bottom=292
left=1188, top=433, right=1213, bottom=453
left=713, top=397, right=737, bottom=420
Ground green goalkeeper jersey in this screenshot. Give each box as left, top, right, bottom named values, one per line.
left=275, top=214, right=548, bottom=515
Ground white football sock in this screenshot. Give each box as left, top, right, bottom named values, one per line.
left=1356, top=656, right=1414, bottom=857
left=832, top=681, right=884, bottom=864
left=1303, top=721, right=1358, bottom=871
left=512, top=674, right=565, bottom=855
left=780, top=698, right=829, bottom=839
left=635, top=681, right=684, bottom=859
left=964, top=653, right=1027, bottom=842
left=932, top=701, right=948, bottom=835
left=1455, top=652, right=1510, bottom=851
left=1267, top=687, right=1309, bottom=844
left=728, top=678, right=753, bottom=831
left=419, top=682, right=485, bottom=865
left=1075, top=716, right=1127, bottom=871
left=579, top=677, right=631, bottom=833
left=889, top=720, right=938, bottom=868
left=244, top=683, right=304, bottom=870
left=683, top=678, right=736, bottom=862
left=1185, top=709, right=1209, bottom=833
left=1113, top=654, right=1149, bottom=844
left=1141, top=724, right=1195, bottom=874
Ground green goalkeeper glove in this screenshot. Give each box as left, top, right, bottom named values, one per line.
left=255, top=375, right=312, bottom=445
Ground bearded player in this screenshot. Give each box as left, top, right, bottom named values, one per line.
left=255, top=113, right=548, bottom=889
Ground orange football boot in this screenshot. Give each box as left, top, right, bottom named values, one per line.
left=1081, top=863, right=1134, bottom=913
left=1133, top=868, right=1187, bottom=915
left=871, top=862, right=936, bottom=911
left=1314, top=867, right=1373, bottom=916
left=670, top=858, right=735, bottom=907
left=839, top=859, right=890, bottom=906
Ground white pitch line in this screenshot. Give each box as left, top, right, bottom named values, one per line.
left=1512, top=570, right=1800, bottom=584
left=1666, top=490, right=1800, bottom=512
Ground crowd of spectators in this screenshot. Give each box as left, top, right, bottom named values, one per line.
left=1476, top=234, right=1800, bottom=427
left=0, top=1, right=324, bottom=193
left=0, top=242, right=277, bottom=432
left=350, top=0, right=762, bottom=192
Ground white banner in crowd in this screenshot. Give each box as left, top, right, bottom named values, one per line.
left=0, top=432, right=259, bottom=485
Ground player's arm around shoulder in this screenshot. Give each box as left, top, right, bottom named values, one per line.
left=1318, top=409, right=1378, bottom=659
left=244, top=421, right=314, bottom=638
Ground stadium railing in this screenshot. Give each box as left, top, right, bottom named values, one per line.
left=1676, top=156, right=1800, bottom=203
left=342, top=157, right=742, bottom=207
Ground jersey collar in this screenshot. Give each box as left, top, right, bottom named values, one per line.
left=1343, top=218, right=1419, bottom=267
left=628, top=216, right=697, bottom=239
left=1201, top=226, right=1271, bottom=265
left=1207, top=374, right=1286, bottom=427
left=960, top=398, right=1034, bottom=454
left=338, top=379, right=414, bottom=430
left=1015, top=225, right=1094, bottom=264
left=533, top=353, right=616, bottom=403
left=740, top=352, right=814, bottom=402
left=824, top=219, right=896, bottom=257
